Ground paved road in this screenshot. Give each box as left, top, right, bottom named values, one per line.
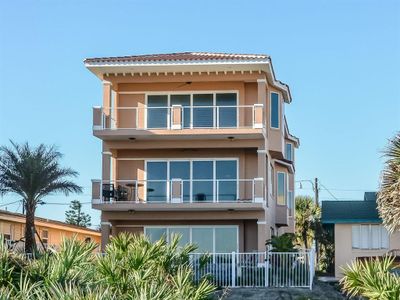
left=213, top=282, right=345, bottom=300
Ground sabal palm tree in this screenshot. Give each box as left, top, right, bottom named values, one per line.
left=295, top=195, right=320, bottom=249
left=377, top=132, right=400, bottom=233
left=0, top=142, right=82, bottom=254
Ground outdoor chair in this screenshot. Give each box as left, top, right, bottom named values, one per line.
left=102, top=184, right=115, bottom=202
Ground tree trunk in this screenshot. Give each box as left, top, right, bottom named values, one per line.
left=303, top=230, right=309, bottom=249
left=24, top=200, right=36, bottom=254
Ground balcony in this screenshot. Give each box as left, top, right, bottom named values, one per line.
left=91, top=178, right=264, bottom=211
left=93, top=104, right=264, bottom=140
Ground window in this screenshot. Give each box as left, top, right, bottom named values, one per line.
left=270, top=93, right=280, bottom=128
left=277, top=172, right=286, bottom=205
left=41, top=229, right=49, bottom=247
left=144, top=226, right=238, bottom=253
left=146, top=162, right=168, bottom=202
left=146, top=227, right=167, bottom=243
left=169, top=227, right=190, bottom=247
left=215, top=227, right=237, bottom=253
left=285, top=143, right=293, bottom=161
left=146, top=92, right=238, bottom=129
left=288, top=191, right=294, bottom=215
left=352, top=225, right=389, bottom=250
left=146, top=159, right=238, bottom=202
left=147, top=95, right=168, bottom=128
left=192, top=228, right=214, bottom=252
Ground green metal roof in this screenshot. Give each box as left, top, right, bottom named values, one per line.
left=321, top=193, right=381, bottom=224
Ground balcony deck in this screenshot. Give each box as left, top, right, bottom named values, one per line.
left=92, top=179, right=265, bottom=211
left=93, top=105, right=264, bottom=140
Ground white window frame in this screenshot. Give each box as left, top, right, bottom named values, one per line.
left=276, top=172, right=287, bottom=206
left=145, top=158, right=239, bottom=203
left=285, top=142, right=293, bottom=161
left=270, top=92, right=280, bottom=129
left=144, top=225, right=239, bottom=253
left=351, top=224, right=389, bottom=250
left=145, top=91, right=240, bottom=129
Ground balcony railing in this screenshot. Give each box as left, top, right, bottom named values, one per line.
left=92, top=179, right=264, bottom=204
left=93, top=104, right=263, bottom=130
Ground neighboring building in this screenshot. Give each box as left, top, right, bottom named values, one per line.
left=85, top=52, right=299, bottom=252
left=0, top=210, right=101, bottom=251
left=321, top=192, right=400, bottom=278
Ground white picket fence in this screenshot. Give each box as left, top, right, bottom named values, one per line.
left=190, top=249, right=315, bottom=289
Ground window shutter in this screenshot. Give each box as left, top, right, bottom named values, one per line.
left=360, top=225, right=370, bottom=249
left=352, top=225, right=360, bottom=248
left=381, top=226, right=389, bottom=249
left=370, top=225, right=381, bottom=249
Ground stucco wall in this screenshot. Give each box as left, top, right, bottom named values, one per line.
left=334, top=223, right=400, bottom=278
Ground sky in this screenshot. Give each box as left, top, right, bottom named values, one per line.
left=0, top=0, right=399, bottom=229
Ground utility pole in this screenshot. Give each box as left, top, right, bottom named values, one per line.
left=314, top=177, right=320, bottom=269
left=314, top=178, right=319, bottom=207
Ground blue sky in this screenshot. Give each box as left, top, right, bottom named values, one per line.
left=0, top=0, right=399, bottom=228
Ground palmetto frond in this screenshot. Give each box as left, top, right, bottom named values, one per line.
left=377, top=132, right=400, bottom=233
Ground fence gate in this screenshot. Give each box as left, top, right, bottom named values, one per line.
left=190, top=250, right=314, bottom=289
left=266, top=250, right=315, bottom=289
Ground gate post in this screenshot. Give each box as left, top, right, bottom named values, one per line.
left=265, top=250, right=269, bottom=287
left=231, top=251, right=236, bottom=287
left=309, top=249, right=315, bottom=290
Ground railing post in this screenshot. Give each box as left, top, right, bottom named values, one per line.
left=265, top=250, right=269, bottom=287
left=171, top=105, right=182, bottom=130
left=253, top=178, right=264, bottom=203
left=231, top=251, right=236, bottom=287
left=93, top=107, right=103, bottom=130
left=171, top=178, right=183, bottom=203
left=253, top=104, right=263, bottom=129
left=309, top=249, right=314, bottom=290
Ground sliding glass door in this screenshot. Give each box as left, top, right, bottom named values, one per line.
left=216, top=160, right=237, bottom=201
left=146, top=159, right=237, bottom=202
left=147, top=95, right=168, bottom=129
left=170, top=161, right=190, bottom=202
left=146, top=162, right=167, bottom=202
left=146, top=93, right=238, bottom=129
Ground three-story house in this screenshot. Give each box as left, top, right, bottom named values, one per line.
left=85, top=52, right=299, bottom=252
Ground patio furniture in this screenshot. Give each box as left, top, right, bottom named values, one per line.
left=102, top=184, right=115, bottom=202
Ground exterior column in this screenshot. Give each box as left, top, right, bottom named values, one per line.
left=256, top=148, right=267, bottom=204
left=257, top=79, right=267, bottom=131
left=100, top=222, right=111, bottom=252
left=102, top=150, right=112, bottom=181
left=102, top=81, right=112, bottom=128
left=257, top=220, right=267, bottom=251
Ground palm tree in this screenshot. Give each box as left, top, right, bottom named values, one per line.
left=0, top=142, right=82, bottom=254
left=295, top=195, right=320, bottom=249
left=377, top=132, right=400, bottom=233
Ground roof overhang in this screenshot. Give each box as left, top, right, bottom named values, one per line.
left=84, top=57, right=292, bottom=103
left=284, top=117, right=300, bottom=147
left=273, top=158, right=295, bottom=174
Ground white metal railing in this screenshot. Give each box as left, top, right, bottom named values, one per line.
left=92, top=178, right=264, bottom=204
left=190, top=250, right=315, bottom=289
left=93, top=104, right=264, bottom=130
left=266, top=250, right=315, bottom=289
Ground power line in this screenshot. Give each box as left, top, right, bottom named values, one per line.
left=0, top=200, right=21, bottom=208
left=319, top=183, right=339, bottom=200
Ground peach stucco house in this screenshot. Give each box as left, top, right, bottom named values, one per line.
left=0, top=210, right=101, bottom=251
left=85, top=52, right=299, bottom=252
left=322, top=192, right=400, bottom=278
